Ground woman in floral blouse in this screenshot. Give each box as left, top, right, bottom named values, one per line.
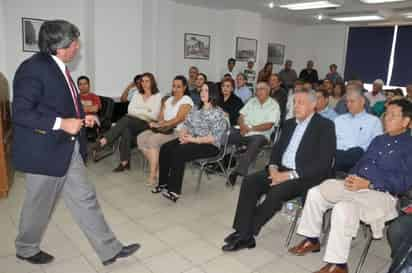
left=152, top=82, right=228, bottom=202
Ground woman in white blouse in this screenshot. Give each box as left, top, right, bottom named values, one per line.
left=137, top=75, right=193, bottom=186
left=93, top=73, right=162, bottom=172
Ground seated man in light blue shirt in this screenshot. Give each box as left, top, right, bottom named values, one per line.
left=228, top=81, right=280, bottom=186
left=315, top=88, right=338, bottom=121
left=334, top=85, right=383, bottom=173
left=234, top=73, right=252, bottom=103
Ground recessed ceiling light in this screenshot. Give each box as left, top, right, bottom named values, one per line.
left=404, top=12, right=412, bottom=18
left=279, top=1, right=341, bottom=10
left=268, top=1, right=275, bottom=8
left=317, top=14, right=324, bottom=20
left=360, top=0, right=406, bottom=3
left=331, top=15, right=385, bottom=22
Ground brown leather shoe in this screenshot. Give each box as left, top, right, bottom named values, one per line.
left=288, top=239, right=321, bottom=256
left=314, top=264, right=348, bottom=273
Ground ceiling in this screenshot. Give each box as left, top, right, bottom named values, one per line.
left=173, top=0, right=412, bottom=25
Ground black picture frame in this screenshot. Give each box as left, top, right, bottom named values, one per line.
left=22, top=17, right=47, bottom=52
left=184, top=33, right=211, bottom=60
left=235, top=37, right=258, bottom=62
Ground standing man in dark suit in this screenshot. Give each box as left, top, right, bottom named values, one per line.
left=12, top=20, right=139, bottom=266
left=222, top=90, right=336, bottom=252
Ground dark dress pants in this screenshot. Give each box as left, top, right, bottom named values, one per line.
left=232, top=169, right=321, bottom=239
left=158, top=139, right=219, bottom=194
left=229, top=128, right=268, bottom=177
left=104, top=115, right=149, bottom=162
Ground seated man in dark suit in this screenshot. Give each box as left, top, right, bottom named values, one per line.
left=222, top=89, right=336, bottom=252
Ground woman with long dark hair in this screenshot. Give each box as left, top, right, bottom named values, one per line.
left=153, top=82, right=228, bottom=202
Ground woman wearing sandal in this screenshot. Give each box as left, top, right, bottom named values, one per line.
left=152, top=82, right=228, bottom=202
left=93, top=73, right=162, bottom=172
left=137, top=75, right=193, bottom=186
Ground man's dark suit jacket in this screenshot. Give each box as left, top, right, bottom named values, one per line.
left=269, top=113, right=336, bottom=182
left=12, top=53, right=87, bottom=177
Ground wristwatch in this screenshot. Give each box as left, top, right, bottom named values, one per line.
left=368, top=182, right=374, bottom=190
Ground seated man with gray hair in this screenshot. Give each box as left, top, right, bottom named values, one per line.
left=289, top=99, right=412, bottom=273
left=228, top=81, right=280, bottom=186
left=222, top=90, right=336, bottom=252
left=334, top=84, right=383, bottom=173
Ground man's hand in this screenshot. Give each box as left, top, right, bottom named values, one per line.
left=344, top=175, right=370, bottom=191
left=84, top=115, right=96, bottom=128
left=268, top=169, right=289, bottom=186
left=239, top=124, right=250, bottom=136
left=61, top=118, right=82, bottom=135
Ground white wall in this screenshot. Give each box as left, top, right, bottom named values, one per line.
left=0, top=0, right=6, bottom=75
left=4, top=0, right=88, bottom=86
left=93, top=0, right=143, bottom=97
left=0, top=0, right=348, bottom=98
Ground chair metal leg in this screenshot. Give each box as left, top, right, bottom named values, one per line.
left=355, top=227, right=373, bottom=273
left=196, top=165, right=205, bottom=192
left=285, top=207, right=302, bottom=247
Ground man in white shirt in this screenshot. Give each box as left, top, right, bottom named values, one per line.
left=228, top=82, right=280, bottom=185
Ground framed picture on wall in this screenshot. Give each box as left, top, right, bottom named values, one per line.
left=22, top=17, right=47, bottom=52
left=235, top=37, right=257, bottom=62
left=184, top=33, right=211, bottom=60
left=267, top=43, right=285, bottom=65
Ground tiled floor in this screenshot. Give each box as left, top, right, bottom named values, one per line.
left=0, top=151, right=392, bottom=273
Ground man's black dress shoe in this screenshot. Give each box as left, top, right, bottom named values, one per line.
left=113, top=162, right=130, bottom=172
left=16, top=251, right=54, bottom=264
left=228, top=172, right=238, bottom=186
left=224, top=231, right=240, bottom=243
left=102, top=243, right=140, bottom=266
left=222, top=237, right=256, bottom=252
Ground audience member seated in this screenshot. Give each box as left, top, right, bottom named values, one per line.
left=303, top=82, right=313, bottom=92
left=279, top=59, right=298, bottom=90
left=120, top=74, right=142, bottom=102
left=335, top=81, right=371, bottom=114
left=219, top=78, right=244, bottom=126
left=365, top=79, right=386, bottom=107
left=137, top=75, right=193, bottom=186
left=257, top=62, right=273, bottom=83
left=285, top=80, right=305, bottom=120
left=315, top=88, right=338, bottom=121
left=222, top=90, right=336, bottom=252
left=334, top=85, right=383, bottom=173
left=322, top=79, right=334, bottom=96
left=299, top=60, right=319, bottom=84
left=234, top=73, right=252, bottom=103
left=289, top=99, right=412, bottom=273
left=78, top=75, right=101, bottom=118
left=228, top=82, right=280, bottom=186
left=325, top=64, right=343, bottom=84
left=78, top=75, right=101, bottom=140
left=243, top=58, right=256, bottom=91
left=268, top=73, right=288, bottom=124
left=407, top=84, right=412, bottom=102
left=152, top=82, right=227, bottom=202
left=222, top=58, right=238, bottom=79
left=187, top=66, right=199, bottom=91
left=93, top=73, right=162, bottom=172
left=188, top=73, right=207, bottom=107
left=329, top=82, right=345, bottom=108
left=372, top=89, right=404, bottom=117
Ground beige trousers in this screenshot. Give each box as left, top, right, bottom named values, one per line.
left=296, top=179, right=397, bottom=264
